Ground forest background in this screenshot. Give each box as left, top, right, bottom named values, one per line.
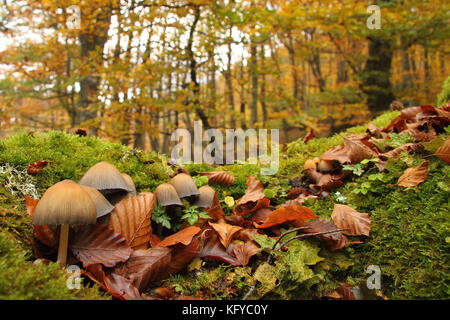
left=0, top=0, right=448, bottom=153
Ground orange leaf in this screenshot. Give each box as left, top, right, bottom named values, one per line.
left=236, top=176, right=264, bottom=206
left=303, top=218, right=348, bottom=251
left=232, top=241, right=259, bottom=266
left=256, top=205, right=316, bottom=229
left=331, top=204, right=371, bottom=237
left=157, top=226, right=201, bottom=247
left=431, top=140, right=450, bottom=164
left=198, top=171, right=234, bottom=186
left=108, top=193, right=155, bottom=250
left=25, top=195, right=57, bottom=247
left=209, top=219, right=242, bottom=248
left=397, top=161, right=429, bottom=187
left=105, top=273, right=148, bottom=300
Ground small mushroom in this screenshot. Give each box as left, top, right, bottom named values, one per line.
left=79, top=185, right=114, bottom=218
left=304, top=158, right=319, bottom=171
left=121, top=173, right=137, bottom=196
left=169, top=173, right=200, bottom=202
left=318, top=159, right=334, bottom=173
left=32, top=180, right=96, bottom=265
left=194, top=185, right=217, bottom=209
left=79, top=161, right=132, bottom=194
left=154, top=183, right=183, bottom=207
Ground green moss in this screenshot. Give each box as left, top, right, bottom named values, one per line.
left=437, top=75, right=450, bottom=106
left=0, top=233, right=109, bottom=300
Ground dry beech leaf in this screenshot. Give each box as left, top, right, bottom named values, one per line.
left=198, top=171, right=234, bottom=186
left=167, top=236, right=202, bottom=275
left=320, top=145, right=351, bottom=164
left=303, top=218, right=348, bottom=251
left=209, top=219, right=242, bottom=248
left=380, top=143, right=424, bottom=159
left=25, top=195, right=57, bottom=247
left=105, top=273, right=147, bottom=300
left=331, top=204, right=370, bottom=237
left=234, top=198, right=271, bottom=216
left=83, top=263, right=107, bottom=290
left=27, top=160, right=49, bottom=176
left=232, top=241, right=259, bottom=266
left=256, top=205, right=316, bottom=229
left=336, top=283, right=355, bottom=300
left=249, top=207, right=273, bottom=225
left=108, top=192, right=155, bottom=250
left=303, top=129, right=315, bottom=144
left=397, top=161, right=429, bottom=187
left=431, top=140, right=450, bottom=164
left=114, top=246, right=172, bottom=291
left=197, top=230, right=240, bottom=266
left=343, top=134, right=379, bottom=164
left=70, top=224, right=132, bottom=268
left=236, top=176, right=265, bottom=206
left=155, top=287, right=176, bottom=300
left=157, top=226, right=201, bottom=247
left=204, top=193, right=225, bottom=220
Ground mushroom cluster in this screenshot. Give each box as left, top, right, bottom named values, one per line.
left=32, top=161, right=135, bottom=265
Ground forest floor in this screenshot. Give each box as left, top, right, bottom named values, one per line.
left=0, top=106, right=448, bottom=300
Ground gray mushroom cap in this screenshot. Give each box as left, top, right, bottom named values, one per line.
left=169, top=173, right=200, bottom=199
left=79, top=161, right=133, bottom=193
left=154, top=183, right=183, bottom=207
left=121, top=173, right=137, bottom=196
left=79, top=185, right=115, bottom=218
left=194, top=185, right=217, bottom=208
left=33, top=180, right=97, bottom=225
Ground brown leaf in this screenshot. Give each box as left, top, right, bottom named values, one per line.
left=303, top=218, right=348, bottom=251
left=343, top=134, right=379, bottom=164
left=27, top=160, right=49, bottom=176
left=431, top=140, right=450, bottom=164
left=380, top=143, right=424, bottom=160
left=236, top=176, right=265, bottom=206
left=167, top=236, right=202, bottom=275
left=108, top=193, right=155, bottom=250
left=197, top=230, right=240, bottom=266
left=105, top=273, right=148, bottom=300
left=70, top=224, right=132, bottom=268
left=157, top=226, right=201, bottom=247
left=331, top=204, right=370, bottom=237
left=336, top=283, right=355, bottom=300
left=232, top=241, right=260, bottom=266
left=303, top=129, right=315, bottom=144
left=209, top=219, right=242, bottom=248
left=397, top=160, right=429, bottom=187
left=198, top=171, right=234, bottom=186
left=234, top=198, right=271, bottom=216
left=256, top=205, right=316, bottom=229
left=249, top=207, right=273, bottom=225
left=114, top=246, right=172, bottom=291
left=25, top=195, right=57, bottom=247
left=320, top=145, right=351, bottom=164
left=83, top=264, right=107, bottom=290
left=155, top=287, right=176, bottom=300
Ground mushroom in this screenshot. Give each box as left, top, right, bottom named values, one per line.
left=121, top=173, right=137, bottom=196
left=169, top=173, right=200, bottom=202
left=79, top=185, right=114, bottom=218
left=32, top=180, right=96, bottom=265
left=79, top=161, right=133, bottom=194
left=318, top=159, right=334, bottom=173
left=194, top=185, right=217, bottom=209
left=154, top=183, right=183, bottom=207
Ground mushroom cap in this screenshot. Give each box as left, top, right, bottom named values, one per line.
left=154, top=183, right=183, bottom=207
left=79, top=185, right=115, bottom=218
left=79, top=162, right=133, bottom=193
left=121, top=173, right=137, bottom=196
left=33, top=180, right=97, bottom=225
left=169, top=173, right=200, bottom=199
left=194, top=185, right=217, bottom=208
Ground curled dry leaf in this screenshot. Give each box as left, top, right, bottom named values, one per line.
left=234, top=198, right=271, bottom=216
left=303, top=218, right=348, bottom=251
left=70, top=224, right=132, bottom=268
left=197, top=230, right=240, bottom=266
left=198, top=171, right=234, bottom=186
left=83, top=263, right=107, bottom=290
left=25, top=195, right=57, bottom=247
left=303, top=129, right=315, bottom=144
left=336, top=283, right=355, bottom=300
left=114, top=246, right=172, bottom=291
left=343, top=134, right=379, bottom=164
left=105, top=273, right=147, bottom=300
left=331, top=204, right=370, bottom=237
left=256, top=205, right=316, bottom=229
left=431, top=139, right=450, bottom=164
left=320, top=145, right=351, bottom=164
left=380, top=143, right=424, bottom=160
left=232, top=241, right=260, bottom=266
left=397, top=160, right=429, bottom=187
left=27, top=160, right=49, bottom=176
left=209, top=219, right=242, bottom=248
left=167, top=235, right=202, bottom=275
left=108, top=192, right=155, bottom=250
left=157, top=226, right=201, bottom=247
left=236, top=176, right=265, bottom=206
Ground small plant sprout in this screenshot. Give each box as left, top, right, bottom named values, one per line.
left=181, top=205, right=210, bottom=226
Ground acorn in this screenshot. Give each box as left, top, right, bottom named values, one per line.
left=169, top=173, right=200, bottom=202
left=32, top=180, right=97, bottom=265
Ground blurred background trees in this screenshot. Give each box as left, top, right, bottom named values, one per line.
left=0, top=0, right=448, bottom=151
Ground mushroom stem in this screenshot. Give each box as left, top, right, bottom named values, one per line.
left=57, top=224, right=69, bottom=265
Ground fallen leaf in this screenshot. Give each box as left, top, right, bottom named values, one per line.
left=249, top=207, right=273, bottom=225
left=70, top=224, right=132, bottom=268
left=234, top=198, right=271, bottom=216
left=397, top=161, right=429, bottom=187
left=114, top=246, right=172, bottom=291
left=25, top=195, right=57, bottom=247
left=343, top=134, right=379, bottom=164
left=155, top=287, right=176, bottom=300
left=197, top=230, right=240, bottom=266
left=157, top=226, right=201, bottom=247
left=198, top=171, right=234, bottom=186
left=380, top=143, right=424, bottom=160
left=232, top=241, right=260, bottom=266
left=105, top=273, right=148, bottom=300
left=303, top=218, right=348, bottom=251
left=83, top=264, right=107, bottom=290
left=256, top=205, right=316, bottom=229
left=236, top=176, right=265, bottom=206
left=336, top=283, right=355, bottom=300
left=303, top=129, right=315, bottom=143
left=27, top=160, right=49, bottom=176
left=209, top=219, right=242, bottom=248
left=167, top=236, right=202, bottom=275
left=331, top=204, right=370, bottom=237
left=431, top=140, right=450, bottom=164
left=320, top=145, right=351, bottom=164
left=108, top=192, right=155, bottom=250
